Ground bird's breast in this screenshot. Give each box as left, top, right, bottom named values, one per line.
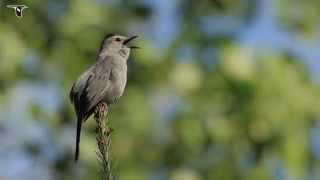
left=104, top=64, right=127, bottom=103
left=112, top=65, right=127, bottom=93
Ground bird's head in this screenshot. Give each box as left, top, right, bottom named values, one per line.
left=99, top=34, right=139, bottom=59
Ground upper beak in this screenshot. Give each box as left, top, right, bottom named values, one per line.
left=123, top=36, right=139, bottom=45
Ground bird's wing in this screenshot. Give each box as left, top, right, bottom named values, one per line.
left=6, top=5, right=17, bottom=8
left=70, top=58, right=112, bottom=120
left=84, top=60, right=112, bottom=113
left=70, top=67, right=93, bottom=104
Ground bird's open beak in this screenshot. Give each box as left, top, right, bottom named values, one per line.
left=123, top=36, right=139, bottom=49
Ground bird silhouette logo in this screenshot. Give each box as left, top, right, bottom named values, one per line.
left=6, top=5, right=28, bottom=18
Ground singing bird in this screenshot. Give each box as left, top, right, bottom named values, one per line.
left=69, top=34, right=138, bottom=161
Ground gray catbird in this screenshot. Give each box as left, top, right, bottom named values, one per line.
left=69, top=34, right=138, bottom=161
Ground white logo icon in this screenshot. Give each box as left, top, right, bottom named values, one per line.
left=6, top=5, right=28, bottom=18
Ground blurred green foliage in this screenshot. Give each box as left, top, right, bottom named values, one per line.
left=0, top=0, right=320, bottom=180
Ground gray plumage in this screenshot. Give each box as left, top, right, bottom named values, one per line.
left=70, top=34, right=138, bottom=161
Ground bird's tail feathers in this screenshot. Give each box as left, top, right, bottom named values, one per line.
left=75, top=117, right=83, bottom=162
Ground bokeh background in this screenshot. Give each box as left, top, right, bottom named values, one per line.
left=1, top=0, right=320, bottom=179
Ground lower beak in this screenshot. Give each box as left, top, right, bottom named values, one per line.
left=123, top=36, right=139, bottom=45
left=130, top=46, right=140, bottom=49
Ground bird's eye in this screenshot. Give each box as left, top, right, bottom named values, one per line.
left=115, top=38, right=121, bottom=42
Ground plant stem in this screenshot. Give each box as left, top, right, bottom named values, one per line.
left=94, top=102, right=114, bottom=180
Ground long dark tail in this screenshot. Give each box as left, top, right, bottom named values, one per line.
left=75, top=117, right=82, bottom=162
